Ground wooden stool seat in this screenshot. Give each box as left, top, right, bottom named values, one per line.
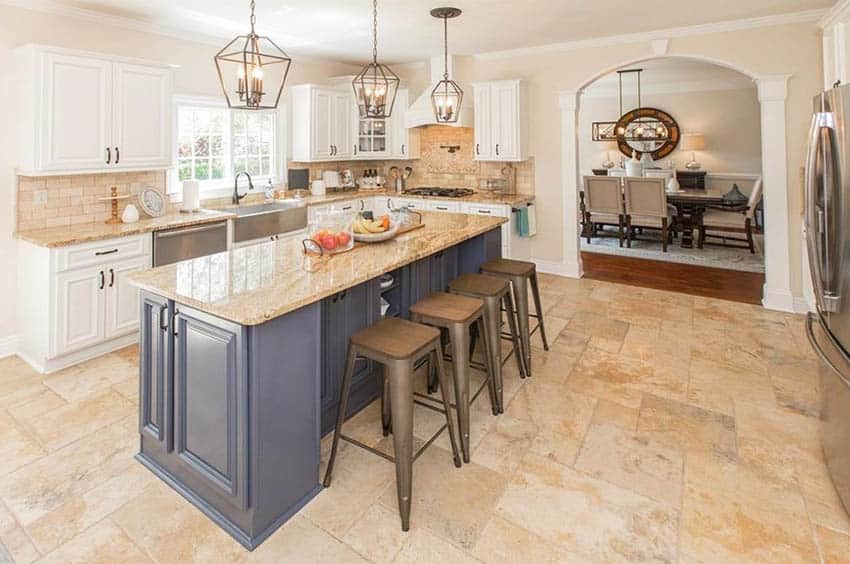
left=481, top=258, right=536, bottom=277
left=409, top=292, right=483, bottom=324
left=351, top=318, right=440, bottom=360
left=449, top=273, right=509, bottom=298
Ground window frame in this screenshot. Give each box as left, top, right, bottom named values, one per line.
left=169, top=94, right=286, bottom=201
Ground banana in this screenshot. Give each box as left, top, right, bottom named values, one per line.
left=353, top=218, right=369, bottom=234
left=364, top=220, right=386, bottom=233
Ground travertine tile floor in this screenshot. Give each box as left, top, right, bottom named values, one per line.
left=1, top=274, right=849, bottom=563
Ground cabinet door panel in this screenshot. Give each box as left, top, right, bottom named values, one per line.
left=54, top=266, right=105, bottom=357
left=113, top=63, right=171, bottom=168
left=105, top=255, right=150, bottom=339
left=493, top=84, right=518, bottom=160
left=473, top=86, right=492, bottom=160
left=174, top=308, right=247, bottom=510
left=41, top=53, right=112, bottom=171
left=333, top=93, right=353, bottom=159
left=140, top=293, right=171, bottom=448
left=312, top=89, right=333, bottom=159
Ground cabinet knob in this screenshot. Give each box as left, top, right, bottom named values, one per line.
left=159, top=304, right=168, bottom=332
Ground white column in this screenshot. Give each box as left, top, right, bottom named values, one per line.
left=558, top=90, right=582, bottom=278
left=757, top=75, right=795, bottom=312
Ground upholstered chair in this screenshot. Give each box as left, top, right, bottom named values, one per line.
left=698, top=178, right=763, bottom=253
left=583, top=175, right=625, bottom=246
left=623, top=176, right=673, bottom=252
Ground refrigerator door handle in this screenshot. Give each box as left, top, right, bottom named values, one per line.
left=807, top=312, right=850, bottom=391
left=805, top=110, right=840, bottom=313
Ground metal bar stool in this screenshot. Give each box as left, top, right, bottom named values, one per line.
left=480, top=259, right=549, bottom=377
left=323, top=317, right=462, bottom=532
left=409, top=292, right=498, bottom=463
left=449, top=273, right=526, bottom=413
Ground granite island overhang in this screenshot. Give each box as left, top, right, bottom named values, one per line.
left=127, top=211, right=507, bottom=549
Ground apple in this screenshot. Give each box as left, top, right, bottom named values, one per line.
left=320, top=234, right=338, bottom=251
left=336, top=231, right=351, bottom=247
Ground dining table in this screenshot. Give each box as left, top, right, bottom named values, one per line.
left=665, top=186, right=729, bottom=248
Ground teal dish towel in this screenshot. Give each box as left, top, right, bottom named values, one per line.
left=516, top=206, right=530, bottom=237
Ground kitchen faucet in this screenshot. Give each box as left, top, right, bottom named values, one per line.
left=233, top=171, right=254, bottom=204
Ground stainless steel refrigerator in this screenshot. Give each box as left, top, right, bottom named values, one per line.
left=806, top=84, right=850, bottom=515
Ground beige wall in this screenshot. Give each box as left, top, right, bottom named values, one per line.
left=0, top=4, right=361, bottom=343
left=578, top=87, right=763, bottom=175
left=460, top=21, right=822, bottom=299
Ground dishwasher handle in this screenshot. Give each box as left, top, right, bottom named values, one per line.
left=155, top=222, right=226, bottom=239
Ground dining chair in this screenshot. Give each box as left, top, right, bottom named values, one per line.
left=623, top=176, right=673, bottom=252
left=583, top=175, right=625, bottom=246
left=698, top=178, right=763, bottom=253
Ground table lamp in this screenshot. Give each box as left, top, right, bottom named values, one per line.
left=682, top=133, right=706, bottom=170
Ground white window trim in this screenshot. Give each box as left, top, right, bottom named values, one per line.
left=169, top=94, right=287, bottom=202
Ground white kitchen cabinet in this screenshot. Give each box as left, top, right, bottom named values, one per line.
left=16, top=45, right=173, bottom=175
left=389, top=90, right=420, bottom=159
left=462, top=202, right=514, bottom=258
left=427, top=201, right=462, bottom=213
left=17, top=234, right=152, bottom=373
left=292, top=85, right=354, bottom=162
left=472, top=80, right=528, bottom=162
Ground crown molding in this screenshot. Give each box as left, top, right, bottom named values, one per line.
left=475, top=9, right=827, bottom=61
left=820, top=0, right=850, bottom=28
left=0, top=0, right=360, bottom=66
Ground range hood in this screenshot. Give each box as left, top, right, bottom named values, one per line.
left=405, top=55, right=473, bottom=128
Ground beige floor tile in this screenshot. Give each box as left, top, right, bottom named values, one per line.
left=0, top=499, right=39, bottom=564
left=547, top=330, right=590, bottom=359
left=686, top=357, right=776, bottom=417
left=43, top=355, right=136, bottom=403
left=378, top=446, right=507, bottom=550
left=0, top=416, right=136, bottom=525
left=471, top=514, right=583, bottom=564
left=815, top=526, right=850, bottom=564
left=0, top=409, right=45, bottom=477
left=38, top=518, right=152, bottom=564
left=637, top=394, right=736, bottom=458
left=391, top=526, right=481, bottom=564
left=20, top=390, right=133, bottom=452
left=0, top=358, right=49, bottom=409
left=530, top=315, right=568, bottom=351
left=522, top=350, right=578, bottom=385
left=797, top=453, right=850, bottom=534
left=575, top=423, right=684, bottom=506
left=308, top=441, right=395, bottom=537
left=505, top=382, right=596, bottom=444
left=566, top=310, right=630, bottom=343
left=6, top=388, right=67, bottom=421
left=251, top=515, right=367, bottom=563
left=25, top=463, right=155, bottom=554
left=111, top=482, right=248, bottom=563
left=679, top=483, right=818, bottom=563
left=767, top=355, right=821, bottom=417
left=113, top=345, right=140, bottom=365
left=590, top=398, right=639, bottom=431
left=496, top=453, right=679, bottom=562
left=341, top=503, right=410, bottom=563
left=111, top=376, right=139, bottom=402
left=470, top=414, right=539, bottom=476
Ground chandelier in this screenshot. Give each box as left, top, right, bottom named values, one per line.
left=214, top=0, right=292, bottom=110
left=430, top=7, right=463, bottom=123
left=353, top=0, right=400, bottom=119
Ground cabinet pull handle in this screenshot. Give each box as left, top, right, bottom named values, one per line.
left=159, top=304, right=168, bottom=332
left=354, top=145, right=358, bottom=155
left=401, top=144, right=406, bottom=155
left=109, top=268, right=115, bottom=287
left=106, top=147, right=111, bottom=164
left=475, top=143, right=480, bottom=155
left=495, top=144, right=500, bottom=156
left=478, top=209, right=492, bottom=214
left=99, top=271, right=105, bottom=290
left=436, top=206, right=448, bottom=211
left=115, top=147, right=120, bottom=164
left=95, top=248, right=119, bottom=256
left=172, top=309, right=179, bottom=338
left=360, top=200, right=365, bottom=211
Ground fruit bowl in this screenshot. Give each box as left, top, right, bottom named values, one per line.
left=354, top=222, right=400, bottom=243
left=353, top=214, right=401, bottom=243
left=309, top=208, right=355, bottom=254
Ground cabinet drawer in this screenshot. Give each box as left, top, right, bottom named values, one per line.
left=462, top=203, right=510, bottom=218
left=428, top=201, right=461, bottom=213
left=55, top=234, right=150, bottom=272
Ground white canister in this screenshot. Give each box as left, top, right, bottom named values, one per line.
left=122, top=203, right=140, bottom=223
left=311, top=180, right=326, bottom=196
left=182, top=180, right=201, bottom=212
left=625, top=160, right=643, bottom=177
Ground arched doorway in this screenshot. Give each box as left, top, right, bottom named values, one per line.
left=559, top=54, right=793, bottom=311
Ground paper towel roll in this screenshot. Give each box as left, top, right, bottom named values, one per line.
left=182, top=180, right=200, bottom=212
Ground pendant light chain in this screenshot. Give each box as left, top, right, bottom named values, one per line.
left=372, top=0, right=378, bottom=64
left=442, top=16, right=449, bottom=80
left=249, top=0, right=256, bottom=35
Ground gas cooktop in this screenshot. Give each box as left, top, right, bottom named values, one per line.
left=404, top=187, right=475, bottom=198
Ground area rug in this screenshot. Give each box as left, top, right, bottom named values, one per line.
left=580, top=227, right=765, bottom=273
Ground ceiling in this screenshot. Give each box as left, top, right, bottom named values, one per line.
left=41, top=0, right=833, bottom=63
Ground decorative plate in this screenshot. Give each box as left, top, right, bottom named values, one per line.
left=139, top=187, right=167, bottom=218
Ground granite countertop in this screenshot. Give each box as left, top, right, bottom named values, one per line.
left=279, top=189, right=536, bottom=208
left=16, top=210, right=236, bottom=248
left=128, top=211, right=507, bottom=326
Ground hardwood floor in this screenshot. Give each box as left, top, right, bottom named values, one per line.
left=581, top=251, right=765, bottom=305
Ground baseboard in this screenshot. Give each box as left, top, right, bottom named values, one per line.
left=793, top=296, right=815, bottom=314
left=533, top=258, right=583, bottom=279
left=18, top=332, right=138, bottom=374
left=0, top=335, right=18, bottom=359
left=761, top=285, right=797, bottom=313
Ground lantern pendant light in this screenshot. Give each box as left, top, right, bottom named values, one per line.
left=430, top=7, right=463, bottom=124
left=353, top=0, right=400, bottom=119
left=214, top=0, right=292, bottom=110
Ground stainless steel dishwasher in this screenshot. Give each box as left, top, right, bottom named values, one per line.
left=152, top=221, right=228, bottom=267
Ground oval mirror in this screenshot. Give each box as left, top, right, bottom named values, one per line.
left=615, top=107, right=680, bottom=160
